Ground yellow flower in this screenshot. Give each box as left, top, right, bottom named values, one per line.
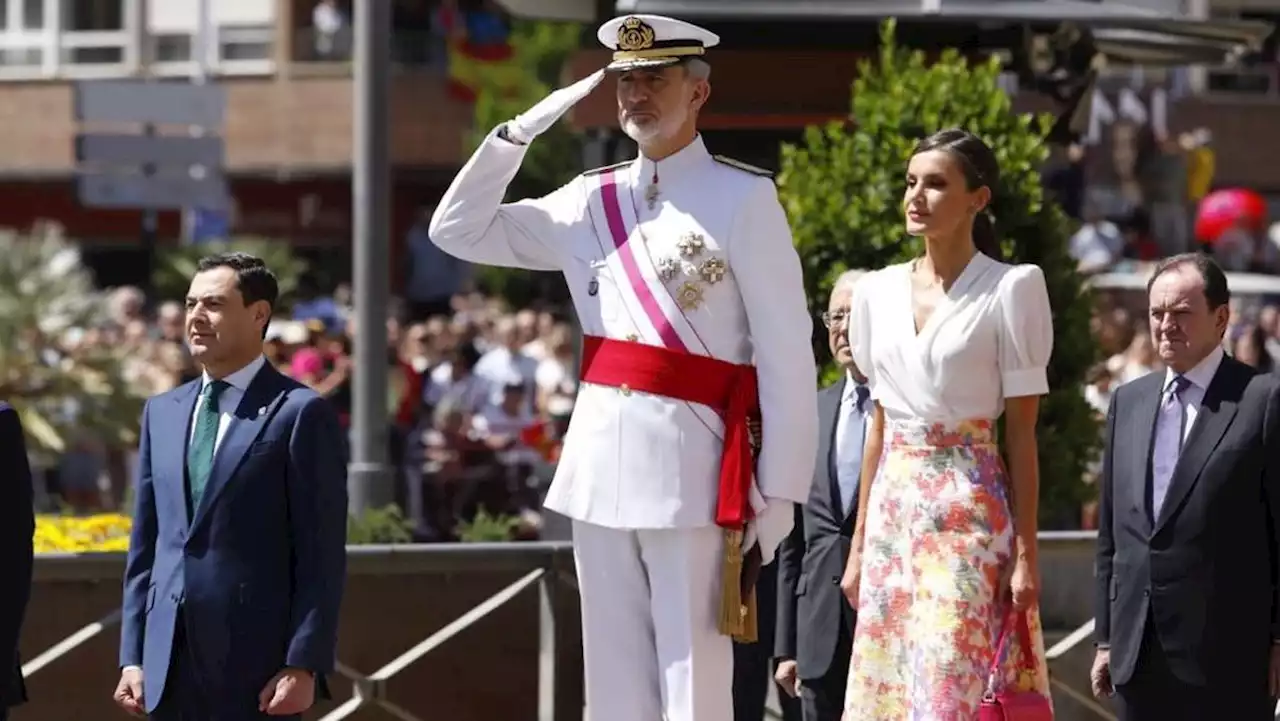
left=34, top=513, right=132, bottom=553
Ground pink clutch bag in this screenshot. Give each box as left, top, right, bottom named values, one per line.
left=978, top=605, right=1054, bottom=721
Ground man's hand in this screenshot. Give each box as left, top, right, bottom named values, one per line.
left=1090, top=648, right=1114, bottom=699
left=774, top=659, right=800, bottom=698
left=258, top=668, right=316, bottom=716
left=507, top=70, right=606, bottom=144
left=1269, top=643, right=1280, bottom=697
left=112, top=666, right=145, bottom=717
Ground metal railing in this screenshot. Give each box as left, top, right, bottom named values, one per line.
left=20, top=532, right=1154, bottom=720
left=27, top=542, right=578, bottom=720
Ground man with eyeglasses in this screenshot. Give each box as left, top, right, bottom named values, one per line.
left=774, top=270, right=870, bottom=721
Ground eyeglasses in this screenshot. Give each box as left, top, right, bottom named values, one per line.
left=821, top=310, right=849, bottom=329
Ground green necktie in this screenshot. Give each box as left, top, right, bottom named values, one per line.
left=187, top=380, right=229, bottom=512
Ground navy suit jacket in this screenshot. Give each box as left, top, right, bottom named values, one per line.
left=775, top=379, right=857, bottom=681
left=119, top=363, right=349, bottom=714
left=0, top=403, right=34, bottom=710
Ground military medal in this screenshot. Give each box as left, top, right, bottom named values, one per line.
left=676, top=281, right=704, bottom=310
left=678, top=232, right=706, bottom=258
left=645, top=168, right=660, bottom=210
left=588, top=278, right=599, bottom=296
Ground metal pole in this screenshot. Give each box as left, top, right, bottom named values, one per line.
left=349, top=0, right=393, bottom=517
left=182, top=0, right=211, bottom=246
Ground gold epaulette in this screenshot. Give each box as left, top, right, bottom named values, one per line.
left=583, top=160, right=631, bottom=177
left=712, top=155, right=774, bottom=178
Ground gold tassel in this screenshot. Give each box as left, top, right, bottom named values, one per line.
left=717, top=528, right=759, bottom=643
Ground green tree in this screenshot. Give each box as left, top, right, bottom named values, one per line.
left=465, top=20, right=585, bottom=307
left=0, top=222, right=144, bottom=464
left=777, top=20, right=1100, bottom=526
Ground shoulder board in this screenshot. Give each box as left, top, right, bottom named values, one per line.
left=712, top=155, right=774, bottom=178
left=582, top=160, right=631, bottom=177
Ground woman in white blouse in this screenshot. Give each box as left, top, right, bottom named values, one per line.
left=839, top=129, right=1055, bottom=719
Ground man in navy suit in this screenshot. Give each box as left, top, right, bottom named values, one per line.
left=114, top=253, right=348, bottom=720
left=0, top=403, right=34, bottom=721
left=775, top=271, right=868, bottom=721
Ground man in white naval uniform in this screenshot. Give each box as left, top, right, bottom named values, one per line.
left=429, top=14, right=818, bottom=721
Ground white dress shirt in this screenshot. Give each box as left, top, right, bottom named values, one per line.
left=1160, top=344, right=1224, bottom=446
left=190, top=355, right=268, bottom=452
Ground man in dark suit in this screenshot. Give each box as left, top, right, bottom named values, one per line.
left=775, top=271, right=868, bottom=721
left=114, top=253, right=349, bottom=721
left=1093, top=252, right=1280, bottom=721
left=0, top=403, right=34, bottom=721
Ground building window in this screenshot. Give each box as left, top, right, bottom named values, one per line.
left=63, top=0, right=122, bottom=31
left=152, top=33, right=191, bottom=63
left=21, top=0, right=44, bottom=29
left=220, top=24, right=272, bottom=62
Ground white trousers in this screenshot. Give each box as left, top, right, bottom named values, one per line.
left=573, top=520, right=733, bottom=721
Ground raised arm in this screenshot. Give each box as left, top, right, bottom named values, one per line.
left=429, top=71, right=604, bottom=271
left=729, top=176, right=820, bottom=563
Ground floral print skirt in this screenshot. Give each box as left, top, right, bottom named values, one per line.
left=842, top=418, right=1052, bottom=721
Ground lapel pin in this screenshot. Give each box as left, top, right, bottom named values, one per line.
left=258, top=407, right=267, bottom=416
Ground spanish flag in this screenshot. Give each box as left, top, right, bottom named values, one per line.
left=447, top=38, right=524, bottom=102
left=441, top=6, right=523, bottom=103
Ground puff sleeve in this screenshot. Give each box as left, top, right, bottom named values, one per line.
left=996, top=264, right=1054, bottom=398
left=847, top=271, right=877, bottom=391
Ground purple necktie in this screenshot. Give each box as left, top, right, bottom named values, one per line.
left=1151, top=375, right=1190, bottom=520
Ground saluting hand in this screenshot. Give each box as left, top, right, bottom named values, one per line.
left=259, top=667, right=316, bottom=716
left=507, top=70, right=607, bottom=144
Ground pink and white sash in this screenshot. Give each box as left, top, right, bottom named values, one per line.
left=585, top=168, right=727, bottom=438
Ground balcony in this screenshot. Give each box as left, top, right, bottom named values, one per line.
left=0, top=0, right=277, bottom=80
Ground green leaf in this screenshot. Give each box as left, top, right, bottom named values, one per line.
left=778, top=20, right=1101, bottom=527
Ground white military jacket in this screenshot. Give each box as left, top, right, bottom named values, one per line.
left=430, top=128, right=818, bottom=530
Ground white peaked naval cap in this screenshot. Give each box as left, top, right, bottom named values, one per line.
left=597, top=14, right=720, bottom=72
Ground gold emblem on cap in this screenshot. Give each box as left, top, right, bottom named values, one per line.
left=617, top=17, right=655, bottom=52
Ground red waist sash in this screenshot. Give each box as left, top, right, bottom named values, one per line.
left=579, top=335, right=759, bottom=529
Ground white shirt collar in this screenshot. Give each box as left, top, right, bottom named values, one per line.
left=630, top=134, right=712, bottom=185
left=1164, top=344, right=1224, bottom=393
left=202, top=354, right=267, bottom=392
left=844, top=371, right=868, bottom=401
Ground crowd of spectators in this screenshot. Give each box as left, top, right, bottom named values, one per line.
left=37, top=281, right=578, bottom=544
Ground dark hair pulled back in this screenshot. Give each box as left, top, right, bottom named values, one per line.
left=911, top=128, right=1003, bottom=261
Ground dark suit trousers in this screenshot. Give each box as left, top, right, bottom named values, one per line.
left=1116, top=617, right=1274, bottom=721
left=150, top=611, right=299, bottom=721
left=800, top=616, right=851, bottom=721
left=733, top=562, right=801, bottom=721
